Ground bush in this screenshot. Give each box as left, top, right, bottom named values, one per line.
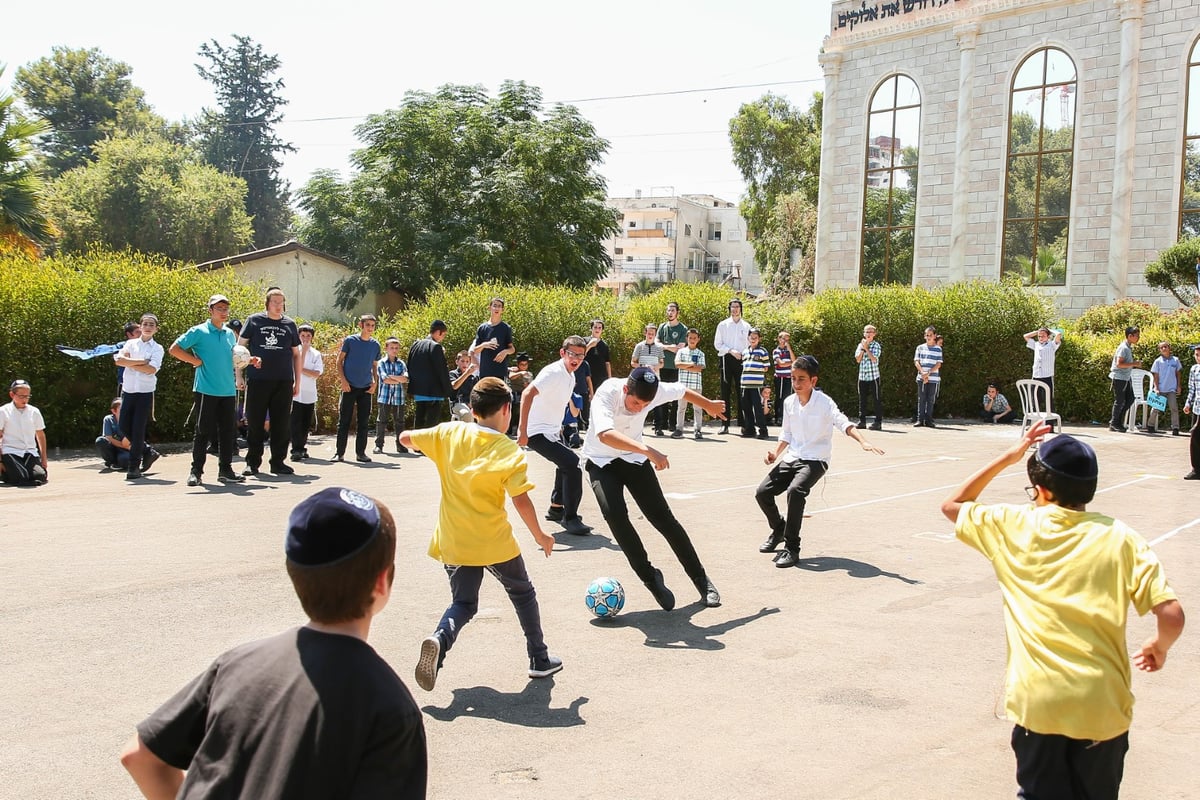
left=0, top=249, right=261, bottom=447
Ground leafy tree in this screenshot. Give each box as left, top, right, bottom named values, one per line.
left=47, top=132, right=253, bottom=262
left=14, top=47, right=153, bottom=176
left=728, top=92, right=822, bottom=282
left=296, top=81, right=618, bottom=307
left=0, top=68, right=55, bottom=255
left=194, top=35, right=294, bottom=248
left=755, top=191, right=817, bottom=296
left=1144, top=237, right=1200, bottom=307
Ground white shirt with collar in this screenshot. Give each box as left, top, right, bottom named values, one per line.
left=777, top=389, right=852, bottom=465
left=714, top=317, right=751, bottom=358
left=118, top=337, right=164, bottom=393
left=0, top=402, right=45, bottom=456
left=581, top=377, right=685, bottom=467
left=526, top=359, right=576, bottom=439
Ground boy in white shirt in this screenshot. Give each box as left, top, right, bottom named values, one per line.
left=0, top=379, right=48, bottom=485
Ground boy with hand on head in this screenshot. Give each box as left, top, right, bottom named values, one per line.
left=581, top=368, right=728, bottom=609
left=402, top=377, right=561, bottom=691
left=0, top=379, right=48, bottom=485
left=855, top=324, right=883, bottom=430
left=772, top=332, right=793, bottom=426
left=981, top=383, right=1016, bottom=424
left=756, top=356, right=884, bottom=567
left=120, top=487, right=428, bottom=799
left=940, top=424, right=1184, bottom=800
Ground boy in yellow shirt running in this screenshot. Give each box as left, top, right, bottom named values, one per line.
left=402, top=377, right=560, bottom=691
left=941, top=422, right=1185, bottom=799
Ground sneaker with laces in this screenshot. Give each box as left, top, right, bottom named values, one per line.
left=415, top=635, right=442, bottom=691
left=528, top=655, right=563, bottom=679
left=694, top=429, right=702, bottom=440
left=759, top=527, right=785, bottom=553
left=218, top=468, right=246, bottom=483
left=774, top=549, right=799, bottom=568
left=645, top=568, right=675, bottom=611
left=702, top=581, right=721, bottom=608
left=141, top=451, right=161, bottom=473
left=187, top=472, right=202, bottom=487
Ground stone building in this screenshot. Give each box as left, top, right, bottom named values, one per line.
left=816, top=0, right=1200, bottom=315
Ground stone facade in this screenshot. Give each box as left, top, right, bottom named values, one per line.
left=817, top=0, right=1199, bottom=315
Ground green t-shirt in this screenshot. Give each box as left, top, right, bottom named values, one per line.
left=657, top=322, right=688, bottom=370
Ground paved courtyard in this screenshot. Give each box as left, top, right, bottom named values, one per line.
left=2, top=418, right=1196, bottom=799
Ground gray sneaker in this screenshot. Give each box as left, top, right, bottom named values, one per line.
left=528, top=655, right=563, bottom=679
left=415, top=635, right=442, bottom=691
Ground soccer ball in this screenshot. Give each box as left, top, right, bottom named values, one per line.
left=232, top=345, right=252, bottom=369
left=585, top=577, right=625, bottom=619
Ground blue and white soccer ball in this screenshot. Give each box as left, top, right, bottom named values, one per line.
left=585, top=577, right=625, bottom=619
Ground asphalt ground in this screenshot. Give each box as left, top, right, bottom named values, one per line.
left=2, top=416, right=1196, bottom=799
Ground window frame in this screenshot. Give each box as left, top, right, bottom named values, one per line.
left=1180, top=35, right=1200, bottom=240
left=859, top=73, right=921, bottom=286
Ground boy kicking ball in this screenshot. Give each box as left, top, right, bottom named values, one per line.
left=756, top=355, right=884, bottom=567
left=402, top=377, right=561, bottom=691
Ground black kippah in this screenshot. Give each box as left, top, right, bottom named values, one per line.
left=286, top=487, right=381, bottom=567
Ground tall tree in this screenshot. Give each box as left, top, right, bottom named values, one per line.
left=47, top=132, right=253, bottom=262
left=0, top=69, right=55, bottom=255
left=194, top=35, right=294, bottom=249
left=14, top=47, right=152, bottom=176
left=728, top=92, right=822, bottom=283
left=297, top=81, right=618, bottom=306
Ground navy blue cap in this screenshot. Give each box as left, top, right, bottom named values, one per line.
left=1036, top=435, right=1098, bottom=481
left=286, top=487, right=381, bottom=567
left=629, top=367, right=658, bottom=385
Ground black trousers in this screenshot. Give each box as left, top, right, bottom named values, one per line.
left=290, top=401, right=315, bottom=457
left=526, top=433, right=583, bottom=520
left=244, top=378, right=293, bottom=469
left=191, top=393, right=237, bottom=475
left=336, top=386, right=372, bottom=457
left=1011, top=725, right=1128, bottom=800
left=586, top=458, right=708, bottom=594
left=720, top=354, right=744, bottom=431
left=414, top=399, right=444, bottom=430
left=655, top=368, right=679, bottom=432
left=740, top=387, right=767, bottom=435
left=120, top=390, right=157, bottom=471
left=1034, top=376, right=1054, bottom=411
left=858, top=378, right=883, bottom=425
left=755, top=459, right=827, bottom=551
left=1191, top=413, right=1200, bottom=471
left=1110, top=378, right=1134, bottom=428
left=773, top=376, right=792, bottom=424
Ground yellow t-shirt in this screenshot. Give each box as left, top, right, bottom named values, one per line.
left=409, top=422, right=535, bottom=567
left=956, top=502, right=1176, bottom=741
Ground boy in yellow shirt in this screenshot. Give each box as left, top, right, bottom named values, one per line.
left=402, top=377, right=559, bottom=691
left=941, top=422, right=1185, bottom=799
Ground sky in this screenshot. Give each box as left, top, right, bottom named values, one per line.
left=2, top=0, right=831, bottom=207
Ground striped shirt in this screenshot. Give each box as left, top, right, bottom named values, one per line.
left=914, top=344, right=943, bottom=383
left=376, top=358, right=407, bottom=405
left=741, top=346, right=770, bottom=388
left=856, top=340, right=882, bottom=381
left=773, top=346, right=794, bottom=379
left=675, top=346, right=706, bottom=391
left=632, top=341, right=664, bottom=370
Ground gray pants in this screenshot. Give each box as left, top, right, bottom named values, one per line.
left=1149, top=390, right=1179, bottom=431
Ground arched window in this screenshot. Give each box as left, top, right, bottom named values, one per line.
left=1182, top=36, right=1200, bottom=239
left=1002, top=48, right=1076, bottom=285
left=861, top=75, right=920, bottom=285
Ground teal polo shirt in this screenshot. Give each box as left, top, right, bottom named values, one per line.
left=174, top=321, right=237, bottom=397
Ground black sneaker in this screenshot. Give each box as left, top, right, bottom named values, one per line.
left=528, top=655, right=563, bottom=679
left=757, top=432, right=770, bottom=440
left=415, top=635, right=442, bottom=691
left=702, top=581, right=721, bottom=608
left=355, top=454, right=372, bottom=463
left=774, top=549, right=799, bottom=568
left=242, top=466, right=259, bottom=477
left=141, top=450, right=161, bottom=473
left=869, top=422, right=882, bottom=431
left=856, top=421, right=867, bottom=430
left=670, top=430, right=684, bottom=439
left=218, top=468, right=246, bottom=483
left=125, top=470, right=143, bottom=481
left=545, top=506, right=564, bottom=522
left=1108, top=424, right=1126, bottom=433
left=645, top=568, right=676, bottom=611
left=759, top=528, right=785, bottom=553
left=187, top=472, right=202, bottom=487
left=561, top=518, right=593, bottom=536
left=397, top=442, right=409, bottom=454
left=1184, top=471, right=1200, bottom=480
left=331, top=454, right=345, bottom=462
left=269, top=462, right=295, bottom=475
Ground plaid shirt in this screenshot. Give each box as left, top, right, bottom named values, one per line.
left=675, top=346, right=706, bottom=391
left=376, top=357, right=407, bottom=405
left=1186, top=363, right=1200, bottom=410
left=856, top=340, right=882, bottom=381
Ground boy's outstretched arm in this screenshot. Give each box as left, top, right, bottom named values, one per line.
left=120, top=733, right=183, bottom=799
left=1133, top=599, right=1185, bottom=672
left=941, top=421, right=1051, bottom=522
left=511, top=492, right=554, bottom=557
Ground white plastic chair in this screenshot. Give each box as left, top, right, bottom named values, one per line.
left=1125, top=368, right=1153, bottom=430
left=1015, top=379, right=1063, bottom=436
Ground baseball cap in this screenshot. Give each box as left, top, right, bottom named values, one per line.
left=208, top=294, right=231, bottom=308
left=286, top=487, right=382, bottom=567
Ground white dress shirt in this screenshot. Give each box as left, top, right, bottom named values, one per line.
left=714, top=317, right=751, bottom=358
left=777, top=389, right=852, bottom=464
left=118, top=337, right=164, bottom=393
left=582, top=377, right=686, bottom=467
left=526, top=360, right=576, bottom=439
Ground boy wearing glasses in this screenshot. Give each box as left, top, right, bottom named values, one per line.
left=518, top=336, right=593, bottom=536
left=0, top=379, right=47, bottom=485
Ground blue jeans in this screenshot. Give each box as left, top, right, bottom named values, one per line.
left=434, top=555, right=547, bottom=663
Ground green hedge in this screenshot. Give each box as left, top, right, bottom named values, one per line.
left=6, top=255, right=1199, bottom=446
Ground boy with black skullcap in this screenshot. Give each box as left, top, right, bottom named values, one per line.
left=402, top=376, right=560, bottom=691
left=120, top=487, right=427, bottom=799
left=941, top=423, right=1185, bottom=799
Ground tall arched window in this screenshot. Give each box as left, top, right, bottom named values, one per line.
left=1002, top=48, right=1076, bottom=285
left=861, top=74, right=920, bottom=285
left=1182, top=36, right=1200, bottom=239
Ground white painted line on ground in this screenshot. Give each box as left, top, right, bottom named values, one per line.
left=663, top=456, right=965, bottom=499
left=1150, top=517, right=1200, bottom=547
left=1094, top=475, right=1158, bottom=494
left=811, top=471, right=1025, bottom=515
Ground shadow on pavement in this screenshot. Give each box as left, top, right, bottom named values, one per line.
left=421, top=677, right=587, bottom=727
left=600, top=605, right=781, bottom=651
left=795, top=556, right=921, bottom=585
